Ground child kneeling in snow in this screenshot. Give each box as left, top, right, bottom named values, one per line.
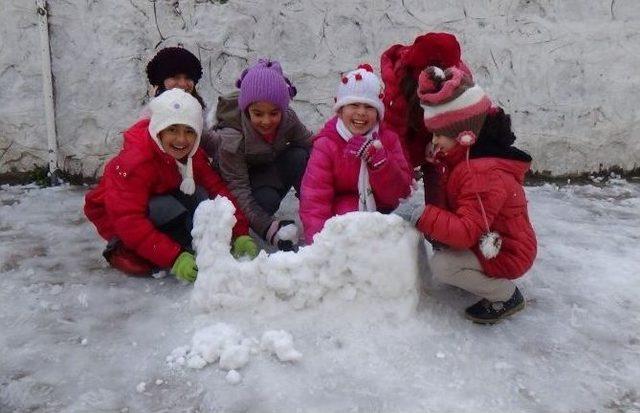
left=409, top=66, right=537, bottom=324
left=300, top=64, right=412, bottom=244
left=84, top=89, right=258, bottom=282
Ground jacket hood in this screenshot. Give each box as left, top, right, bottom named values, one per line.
left=123, top=118, right=154, bottom=150
left=214, top=91, right=243, bottom=130
left=483, top=157, right=531, bottom=184
left=121, top=118, right=168, bottom=165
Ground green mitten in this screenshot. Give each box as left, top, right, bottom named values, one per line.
left=231, top=235, right=259, bottom=259
left=171, top=252, right=198, bottom=282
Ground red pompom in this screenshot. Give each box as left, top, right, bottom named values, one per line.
left=355, top=73, right=362, bottom=81
left=357, top=63, right=374, bottom=72
left=341, top=77, right=348, bottom=84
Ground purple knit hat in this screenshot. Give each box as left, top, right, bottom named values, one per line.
left=236, top=59, right=297, bottom=112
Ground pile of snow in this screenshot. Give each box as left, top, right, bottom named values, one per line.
left=190, top=197, right=423, bottom=320
left=167, top=323, right=302, bottom=384
left=182, top=196, right=423, bottom=379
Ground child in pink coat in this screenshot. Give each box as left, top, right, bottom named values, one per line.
left=300, top=64, right=412, bottom=244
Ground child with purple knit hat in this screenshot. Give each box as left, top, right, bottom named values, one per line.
left=201, top=59, right=313, bottom=251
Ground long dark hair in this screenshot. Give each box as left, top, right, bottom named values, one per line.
left=471, top=108, right=532, bottom=162
left=400, top=74, right=427, bottom=141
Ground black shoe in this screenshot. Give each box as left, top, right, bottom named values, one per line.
left=465, top=287, right=525, bottom=324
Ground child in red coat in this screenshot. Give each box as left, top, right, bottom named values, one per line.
left=84, top=89, right=257, bottom=282
left=411, top=66, right=537, bottom=324
left=300, top=64, right=412, bottom=244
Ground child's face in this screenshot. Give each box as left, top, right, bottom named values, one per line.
left=248, top=101, right=282, bottom=136
left=431, top=134, right=458, bottom=154
left=163, top=74, right=195, bottom=93
left=158, top=124, right=197, bottom=160
left=338, top=103, right=378, bottom=136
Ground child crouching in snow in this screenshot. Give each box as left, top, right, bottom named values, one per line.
left=84, top=89, right=258, bottom=282
left=409, top=66, right=537, bottom=324
left=300, top=64, right=412, bottom=244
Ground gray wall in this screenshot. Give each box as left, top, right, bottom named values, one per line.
left=1, top=0, right=639, bottom=177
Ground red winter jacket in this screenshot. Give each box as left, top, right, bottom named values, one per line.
left=84, top=118, right=249, bottom=268
left=417, top=145, right=537, bottom=279
left=300, top=117, right=412, bottom=244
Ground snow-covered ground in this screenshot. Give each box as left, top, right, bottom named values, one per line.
left=1, top=179, right=639, bottom=413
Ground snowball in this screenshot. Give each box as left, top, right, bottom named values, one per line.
left=190, top=323, right=242, bottom=364
left=219, top=343, right=251, bottom=370
left=261, top=330, right=302, bottom=362
left=225, top=370, right=242, bottom=385
left=135, top=382, right=146, bottom=393
left=277, top=222, right=299, bottom=242
left=186, top=354, right=207, bottom=370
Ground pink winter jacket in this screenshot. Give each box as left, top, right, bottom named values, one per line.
left=300, top=117, right=412, bottom=244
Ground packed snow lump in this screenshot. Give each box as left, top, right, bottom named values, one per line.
left=190, top=197, right=423, bottom=319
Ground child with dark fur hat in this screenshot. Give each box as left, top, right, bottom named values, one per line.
left=146, top=46, right=206, bottom=108
left=409, top=65, right=537, bottom=324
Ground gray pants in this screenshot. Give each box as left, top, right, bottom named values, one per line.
left=430, top=249, right=516, bottom=302
left=251, top=146, right=309, bottom=215
left=147, top=186, right=209, bottom=251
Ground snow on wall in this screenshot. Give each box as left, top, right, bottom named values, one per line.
left=1, top=0, right=639, bottom=176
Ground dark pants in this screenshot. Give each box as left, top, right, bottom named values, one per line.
left=147, top=186, right=209, bottom=252
left=251, top=146, right=309, bottom=215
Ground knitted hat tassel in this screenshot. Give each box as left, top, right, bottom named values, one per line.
left=464, top=147, right=502, bottom=259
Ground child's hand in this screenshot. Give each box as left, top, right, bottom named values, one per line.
left=231, top=235, right=259, bottom=259
left=363, top=139, right=387, bottom=169
left=344, top=135, right=371, bottom=159
left=171, top=251, right=198, bottom=283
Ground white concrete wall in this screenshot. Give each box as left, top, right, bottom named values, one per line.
left=1, top=0, right=638, bottom=177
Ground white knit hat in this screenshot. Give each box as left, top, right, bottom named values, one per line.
left=148, top=88, right=204, bottom=195
left=333, top=64, right=385, bottom=119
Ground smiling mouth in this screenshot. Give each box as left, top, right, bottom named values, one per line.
left=171, top=144, right=188, bottom=151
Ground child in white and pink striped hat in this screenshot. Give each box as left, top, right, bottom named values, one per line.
left=409, top=65, right=537, bottom=325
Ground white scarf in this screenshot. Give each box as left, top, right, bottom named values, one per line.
left=336, top=118, right=377, bottom=212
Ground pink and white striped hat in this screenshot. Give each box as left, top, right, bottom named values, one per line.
left=417, top=66, right=491, bottom=141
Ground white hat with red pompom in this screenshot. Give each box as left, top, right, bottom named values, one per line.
left=333, top=63, right=385, bottom=119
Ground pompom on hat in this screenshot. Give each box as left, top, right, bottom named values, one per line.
left=333, top=63, right=385, bottom=119
left=148, top=88, right=204, bottom=195
left=417, top=65, right=491, bottom=141
left=237, top=59, right=297, bottom=112
left=146, top=47, right=203, bottom=87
